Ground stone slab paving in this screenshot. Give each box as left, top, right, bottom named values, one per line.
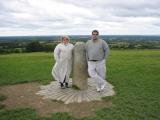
left=36, top=78, right=115, bottom=104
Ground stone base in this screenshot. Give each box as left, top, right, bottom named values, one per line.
left=36, top=78, right=115, bottom=104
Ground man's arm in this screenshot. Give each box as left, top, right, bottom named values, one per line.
left=102, top=40, right=109, bottom=59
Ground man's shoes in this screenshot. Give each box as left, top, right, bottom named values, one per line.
left=96, top=88, right=101, bottom=92
left=97, top=84, right=106, bottom=92
left=100, top=84, right=105, bottom=91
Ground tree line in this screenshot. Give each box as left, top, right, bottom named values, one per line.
left=0, top=41, right=57, bottom=54
left=0, top=40, right=160, bottom=54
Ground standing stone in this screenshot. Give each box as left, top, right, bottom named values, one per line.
left=72, top=42, right=88, bottom=90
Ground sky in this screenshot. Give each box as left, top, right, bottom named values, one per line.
left=0, top=0, right=160, bottom=36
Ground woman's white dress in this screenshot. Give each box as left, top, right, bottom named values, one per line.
left=52, top=43, right=74, bottom=83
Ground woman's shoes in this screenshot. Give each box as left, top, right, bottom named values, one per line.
left=60, top=82, right=65, bottom=89
left=60, top=82, right=69, bottom=89
left=65, top=82, right=70, bottom=88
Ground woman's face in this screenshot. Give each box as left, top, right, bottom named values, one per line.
left=62, top=37, right=69, bottom=44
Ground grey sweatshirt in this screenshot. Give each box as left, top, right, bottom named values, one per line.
left=85, top=39, right=109, bottom=61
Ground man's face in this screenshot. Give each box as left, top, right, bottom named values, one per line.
left=92, top=32, right=99, bottom=40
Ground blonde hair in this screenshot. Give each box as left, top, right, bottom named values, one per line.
left=60, top=35, right=70, bottom=42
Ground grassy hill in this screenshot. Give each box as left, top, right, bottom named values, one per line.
left=0, top=50, right=160, bottom=120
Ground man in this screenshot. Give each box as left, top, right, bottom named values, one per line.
left=86, top=30, right=109, bottom=92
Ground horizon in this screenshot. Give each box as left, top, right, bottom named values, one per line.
left=1, top=34, right=160, bottom=37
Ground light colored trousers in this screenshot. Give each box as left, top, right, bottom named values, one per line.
left=88, top=60, right=106, bottom=89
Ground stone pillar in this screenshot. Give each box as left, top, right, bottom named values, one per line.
left=72, top=42, right=88, bottom=90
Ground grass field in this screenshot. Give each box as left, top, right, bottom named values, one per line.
left=0, top=50, right=160, bottom=120
left=0, top=52, right=54, bottom=85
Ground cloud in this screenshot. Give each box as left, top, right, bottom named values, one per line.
left=0, top=0, right=160, bottom=35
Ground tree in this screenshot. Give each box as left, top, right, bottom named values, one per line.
left=26, top=41, right=43, bottom=52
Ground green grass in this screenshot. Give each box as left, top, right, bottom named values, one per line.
left=95, top=49, right=160, bottom=120
left=0, top=52, right=54, bottom=85
left=0, top=95, right=7, bottom=110
left=0, top=108, right=75, bottom=120
left=0, top=95, right=7, bottom=102
left=0, top=50, right=160, bottom=120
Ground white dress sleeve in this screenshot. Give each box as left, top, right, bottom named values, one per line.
left=54, top=44, right=61, bottom=61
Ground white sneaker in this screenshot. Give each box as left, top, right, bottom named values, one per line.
left=100, top=84, right=105, bottom=91
left=97, top=88, right=101, bottom=92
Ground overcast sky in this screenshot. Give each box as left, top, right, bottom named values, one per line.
left=0, top=0, right=160, bottom=36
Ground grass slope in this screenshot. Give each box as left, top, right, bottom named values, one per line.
left=0, top=50, right=160, bottom=120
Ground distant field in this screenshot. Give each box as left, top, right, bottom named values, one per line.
left=0, top=50, right=160, bottom=120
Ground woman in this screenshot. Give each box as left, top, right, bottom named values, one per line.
left=52, top=36, right=74, bottom=88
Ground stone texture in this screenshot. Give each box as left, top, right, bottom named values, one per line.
left=72, top=42, right=88, bottom=90
left=36, top=78, right=115, bottom=104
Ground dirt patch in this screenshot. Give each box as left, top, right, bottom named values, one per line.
left=0, top=82, right=112, bottom=118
